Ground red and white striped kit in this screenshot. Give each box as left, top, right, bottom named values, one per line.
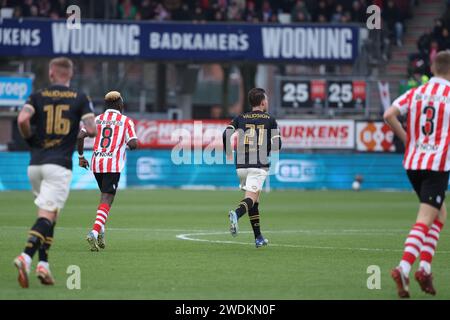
left=91, top=109, right=137, bottom=173
left=393, top=77, right=450, bottom=171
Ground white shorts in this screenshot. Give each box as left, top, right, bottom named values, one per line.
left=237, top=168, right=268, bottom=192
left=27, top=164, right=72, bottom=212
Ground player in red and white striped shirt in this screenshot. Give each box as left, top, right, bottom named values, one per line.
left=384, top=51, right=450, bottom=298
left=77, top=91, right=138, bottom=251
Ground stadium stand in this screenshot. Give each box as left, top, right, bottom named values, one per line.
left=1, top=0, right=406, bottom=25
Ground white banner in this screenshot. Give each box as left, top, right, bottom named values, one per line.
left=378, top=81, right=391, bottom=111
left=278, top=119, right=355, bottom=149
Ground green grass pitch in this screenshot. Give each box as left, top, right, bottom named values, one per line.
left=0, top=189, right=449, bottom=300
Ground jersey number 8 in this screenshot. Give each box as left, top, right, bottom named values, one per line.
left=100, top=127, right=113, bottom=148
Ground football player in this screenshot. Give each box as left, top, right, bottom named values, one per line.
left=77, top=91, right=138, bottom=251
left=14, top=57, right=96, bottom=287
left=385, top=51, right=450, bottom=297
left=223, top=88, right=282, bottom=248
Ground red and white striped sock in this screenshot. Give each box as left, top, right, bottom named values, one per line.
left=399, top=222, right=429, bottom=277
left=419, top=220, right=444, bottom=274
left=92, top=203, right=110, bottom=238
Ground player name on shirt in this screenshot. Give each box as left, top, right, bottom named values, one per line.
left=414, top=92, right=450, bottom=103
left=96, top=119, right=124, bottom=126
left=41, top=89, right=78, bottom=98
left=242, top=113, right=270, bottom=119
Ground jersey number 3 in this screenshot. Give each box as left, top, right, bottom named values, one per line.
left=422, top=105, right=436, bottom=136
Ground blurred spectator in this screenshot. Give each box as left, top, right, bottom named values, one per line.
left=13, top=5, right=22, bottom=18
left=429, top=40, right=439, bottom=64
left=30, top=4, right=39, bottom=17
left=20, top=0, right=34, bottom=17
left=261, top=0, right=274, bottom=23
left=37, top=0, right=51, bottom=17
left=331, top=4, right=344, bottom=23
left=382, top=0, right=404, bottom=47
left=291, top=0, right=311, bottom=22
left=49, top=10, right=60, bottom=19
left=312, top=1, right=330, bottom=22
left=269, top=11, right=279, bottom=23
left=213, top=7, right=226, bottom=22
left=439, top=28, right=450, bottom=50
left=154, top=3, right=170, bottom=21
left=210, top=105, right=223, bottom=119
left=293, top=11, right=308, bottom=22
left=407, top=71, right=429, bottom=90
left=340, top=11, right=352, bottom=24
left=118, top=0, right=138, bottom=20
left=417, top=31, right=432, bottom=55
left=350, top=0, right=365, bottom=23
left=137, top=0, right=157, bottom=20
left=433, top=18, right=444, bottom=39
left=228, top=1, right=243, bottom=21
left=192, top=5, right=206, bottom=23
left=317, top=14, right=328, bottom=23
left=53, top=0, right=68, bottom=18
left=243, top=1, right=258, bottom=22
left=6, top=0, right=409, bottom=27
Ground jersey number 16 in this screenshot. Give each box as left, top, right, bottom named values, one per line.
left=43, top=104, right=70, bottom=135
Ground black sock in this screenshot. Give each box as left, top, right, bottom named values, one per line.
left=248, top=202, right=261, bottom=238
left=24, top=217, right=52, bottom=259
left=235, top=198, right=254, bottom=218
left=38, top=222, right=55, bottom=262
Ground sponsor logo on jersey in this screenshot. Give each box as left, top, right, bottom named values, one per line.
left=93, top=151, right=114, bottom=158
left=415, top=142, right=439, bottom=152
left=43, top=139, right=62, bottom=148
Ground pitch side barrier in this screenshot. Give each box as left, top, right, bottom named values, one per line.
left=0, top=150, right=410, bottom=191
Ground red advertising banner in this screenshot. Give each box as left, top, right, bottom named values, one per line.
left=134, top=119, right=229, bottom=148
left=131, top=119, right=355, bottom=149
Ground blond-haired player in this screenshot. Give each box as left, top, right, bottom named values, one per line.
left=14, top=57, right=96, bottom=287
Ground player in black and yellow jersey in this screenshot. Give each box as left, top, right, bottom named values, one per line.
left=13, top=57, right=97, bottom=288
left=223, top=88, right=282, bottom=248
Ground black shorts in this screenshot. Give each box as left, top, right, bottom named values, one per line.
left=94, top=173, right=121, bottom=195
left=406, top=170, right=449, bottom=210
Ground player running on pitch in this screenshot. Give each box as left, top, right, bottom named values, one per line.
left=77, top=91, right=138, bottom=251
left=14, top=57, right=97, bottom=287
left=384, top=51, right=450, bottom=298
left=223, top=88, right=282, bottom=248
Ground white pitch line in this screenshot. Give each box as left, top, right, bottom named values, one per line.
left=176, top=231, right=450, bottom=254
left=0, top=226, right=210, bottom=233
left=2, top=225, right=449, bottom=254
left=0, top=225, right=435, bottom=235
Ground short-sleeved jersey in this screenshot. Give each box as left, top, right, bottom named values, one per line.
left=25, top=84, right=95, bottom=170
left=90, top=109, right=137, bottom=173
left=226, top=110, right=280, bottom=169
left=392, top=77, right=450, bottom=171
